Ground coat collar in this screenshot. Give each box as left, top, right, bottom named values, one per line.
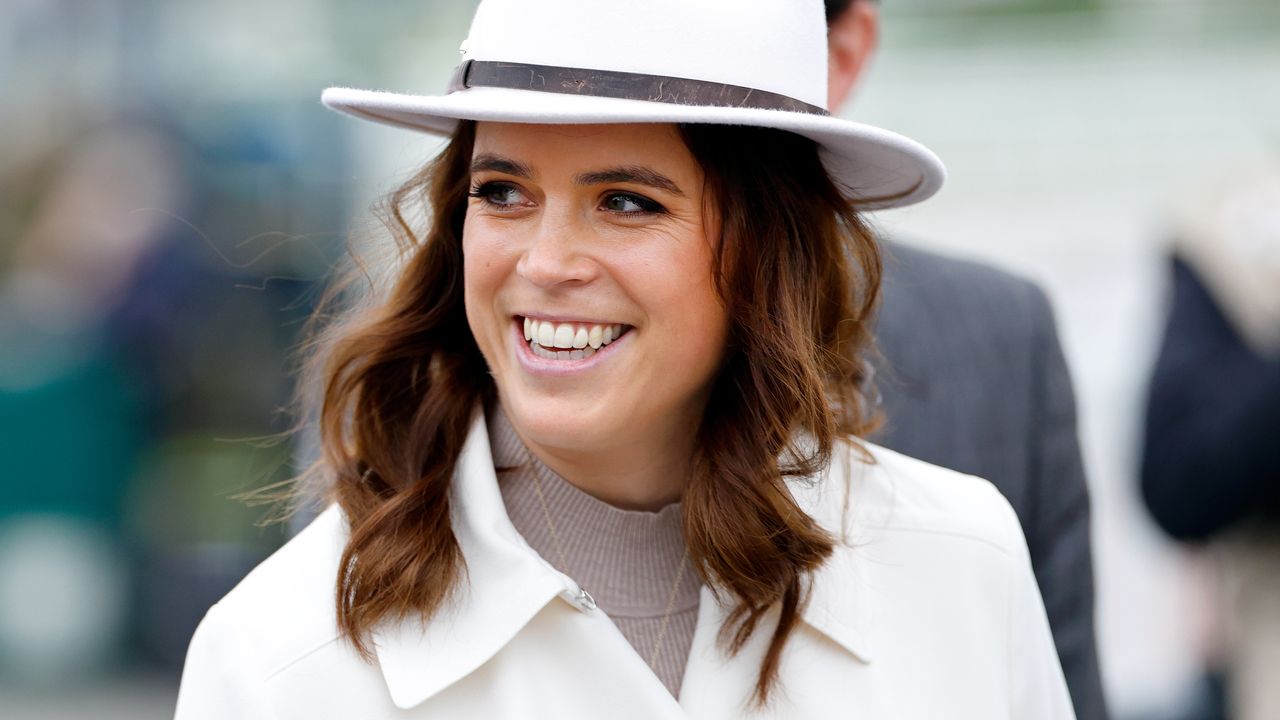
left=372, top=409, right=875, bottom=710
left=371, top=408, right=577, bottom=709
left=787, top=445, right=877, bottom=665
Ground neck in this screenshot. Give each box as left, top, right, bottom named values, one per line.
left=501, top=408, right=698, bottom=512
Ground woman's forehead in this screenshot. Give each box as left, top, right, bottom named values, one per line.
left=470, top=122, right=696, bottom=177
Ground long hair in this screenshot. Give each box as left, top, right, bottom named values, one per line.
left=301, top=120, right=881, bottom=706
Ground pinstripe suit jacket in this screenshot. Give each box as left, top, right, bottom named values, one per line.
left=871, top=241, right=1107, bottom=720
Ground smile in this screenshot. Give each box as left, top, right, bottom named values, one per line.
left=519, top=316, right=632, bottom=361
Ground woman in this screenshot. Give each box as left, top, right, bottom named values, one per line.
left=176, top=0, right=1075, bottom=717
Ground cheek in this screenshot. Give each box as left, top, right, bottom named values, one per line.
left=639, top=234, right=728, bottom=367
left=464, top=218, right=517, bottom=277
left=676, top=274, right=729, bottom=370
left=462, top=226, right=514, bottom=333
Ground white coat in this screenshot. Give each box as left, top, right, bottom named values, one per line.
left=174, top=410, right=1076, bottom=719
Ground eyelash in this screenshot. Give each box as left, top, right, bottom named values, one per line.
left=467, top=181, right=667, bottom=216
left=467, top=181, right=526, bottom=209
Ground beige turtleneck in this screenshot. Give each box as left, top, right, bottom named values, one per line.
left=487, top=408, right=701, bottom=697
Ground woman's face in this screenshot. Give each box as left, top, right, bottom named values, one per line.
left=463, top=122, right=727, bottom=461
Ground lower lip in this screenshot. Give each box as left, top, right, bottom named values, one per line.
left=512, top=319, right=629, bottom=376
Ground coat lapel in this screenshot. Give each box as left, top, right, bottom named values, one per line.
left=678, top=444, right=878, bottom=717
left=372, top=409, right=580, bottom=710
left=790, top=443, right=878, bottom=665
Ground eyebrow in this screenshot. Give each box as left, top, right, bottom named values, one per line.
left=574, top=166, right=685, bottom=197
left=470, top=153, right=684, bottom=197
left=470, top=153, right=534, bottom=178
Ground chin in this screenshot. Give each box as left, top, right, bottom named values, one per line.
left=499, top=390, right=621, bottom=454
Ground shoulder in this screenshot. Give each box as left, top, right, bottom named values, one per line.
left=862, top=441, right=1024, bottom=550
left=797, top=438, right=1027, bottom=560
left=861, top=440, right=1025, bottom=554
left=879, top=241, right=1054, bottom=334
left=194, top=505, right=350, bottom=676
left=881, top=240, right=1042, bottom=302
left=794, top=439, right=1044, bottom=675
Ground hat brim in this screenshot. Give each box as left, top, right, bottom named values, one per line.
left=322, top=86, right=945, bottom=210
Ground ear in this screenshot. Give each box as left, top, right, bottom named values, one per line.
left=827, top=0, right=880, bottom=112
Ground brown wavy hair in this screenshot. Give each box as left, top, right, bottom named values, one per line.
left=299, top=119, right=882, bottom=706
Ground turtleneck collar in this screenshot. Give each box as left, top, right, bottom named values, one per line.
left=487, top=406, right=701, bottom=617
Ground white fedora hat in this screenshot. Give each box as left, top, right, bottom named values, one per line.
left=322, top=0, right=944, bottom=210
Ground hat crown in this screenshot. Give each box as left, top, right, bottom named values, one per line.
left=461, top=0, right=829, bottom=109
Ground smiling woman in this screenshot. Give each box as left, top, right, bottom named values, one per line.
left=174, top=1, right=1076, bottom=718
left=303, top=117, right=880, bottom=698
left=464, top=123, right=731, bottom=512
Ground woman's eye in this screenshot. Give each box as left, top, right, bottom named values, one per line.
left=602, top=193, right=664, bottom=215
left=469, top=181, right=528, bottom=208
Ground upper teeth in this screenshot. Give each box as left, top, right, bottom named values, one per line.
left=524, top=317, right=625, bottom=349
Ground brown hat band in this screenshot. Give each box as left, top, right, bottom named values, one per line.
left=446, top=59, right=829, bottom=116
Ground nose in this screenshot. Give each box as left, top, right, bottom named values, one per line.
left=516, top=212, right=599, bottom=289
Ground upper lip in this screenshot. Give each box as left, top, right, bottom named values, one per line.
left=515, top=312, right=628, bottom=326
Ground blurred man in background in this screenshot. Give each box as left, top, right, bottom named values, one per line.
left=824, top=2, right=1108, bottom=718
left=1142, top=165, right=1280, bottom=720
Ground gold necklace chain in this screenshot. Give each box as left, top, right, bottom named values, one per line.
left=647, top=545, right=690, bottom=667
left=530, top=471, right=691, bottom=668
